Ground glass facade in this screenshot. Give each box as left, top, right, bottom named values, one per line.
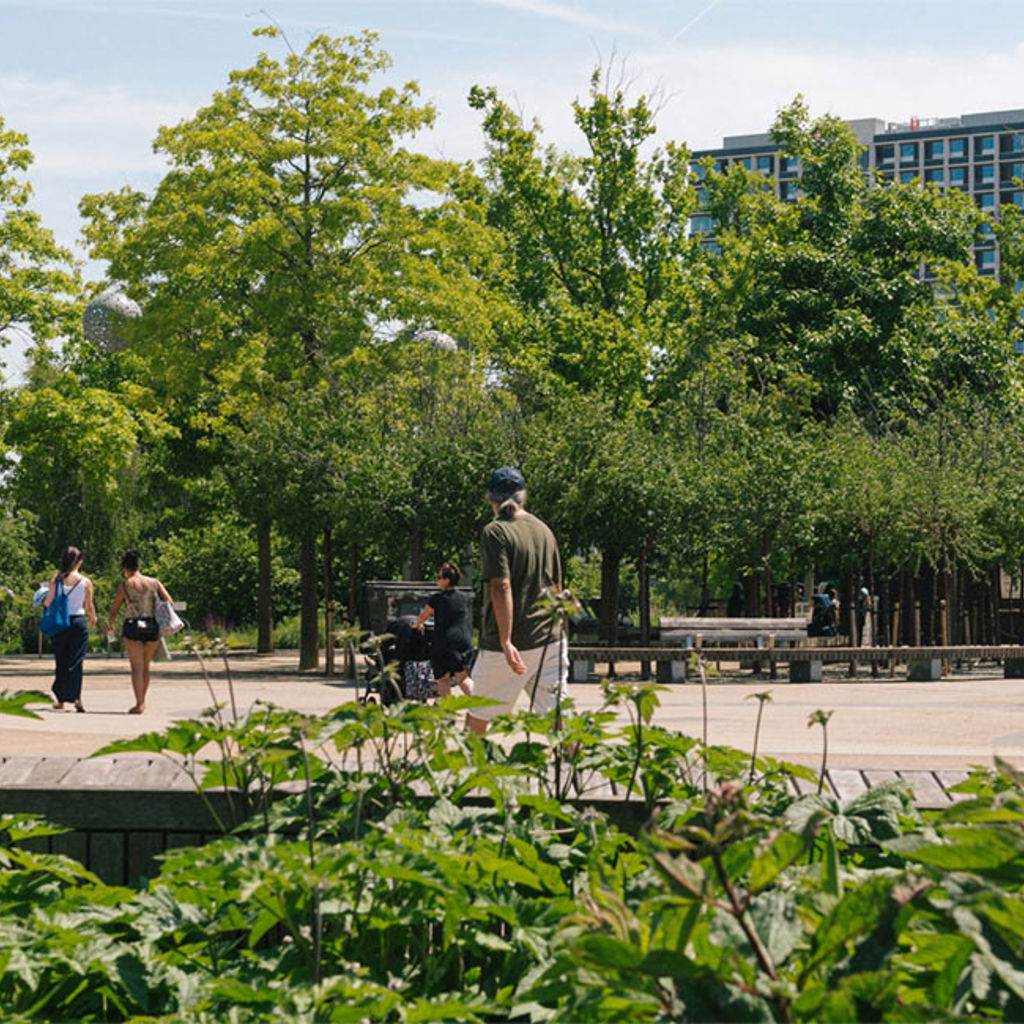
left=949, top=138, right=967, bottom=159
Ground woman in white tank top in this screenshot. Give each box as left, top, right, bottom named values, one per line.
left=44, top=545, right=97, bottom=711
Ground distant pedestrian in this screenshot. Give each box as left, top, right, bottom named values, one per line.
left=105, top=550, right=175, bottom=715
left=809, top=594, right=837, bottom=638
left=45, top=546, right=97, bottom=712
left=415, top=561, right=475, bottom=698
left=468, top=467, right=567, bottom=735
left=727, top=581, right=744, bottom=617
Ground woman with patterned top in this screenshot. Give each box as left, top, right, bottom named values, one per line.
left=105, top=550, right=175, bottom=714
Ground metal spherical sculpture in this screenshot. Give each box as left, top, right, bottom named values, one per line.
left=83, top=289, right=142, bottom=351
left=413, top=328, right=458, bottom=352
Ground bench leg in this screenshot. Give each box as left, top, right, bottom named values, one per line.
left=789, top=659, right=822, bottom=683
left=1004, top=658, right=1024, bottom=679
left=569, top=658, right=593, bottom=683
left=656, top=659, right=687, bottom=684
left=907, top=658, right=942, bottom=682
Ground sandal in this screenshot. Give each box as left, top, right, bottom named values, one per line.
left=74, top=701, right=85, bottom=713
left=128, top=706, right=144, bottom=715
left=51, top=701, right=64, bottom=711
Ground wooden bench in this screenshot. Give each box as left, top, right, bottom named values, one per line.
left=569, top=642, right=1024, bottom=683
left=657, top=616, right=817, bottom=682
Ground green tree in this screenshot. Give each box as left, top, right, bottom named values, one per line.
left=80, top=28, right=495, bottom=668
left=697, top=97, right=994, bottom=422
left=469, top=71, right=696, bottom=639
left=0, top=117, right=80, bottom=354
left=2, top=375, right=172, bottom=568
left=469, top=70, right=695, bottom=408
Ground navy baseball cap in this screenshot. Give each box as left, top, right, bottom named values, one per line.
left=488, top=466, right=526, bottom=497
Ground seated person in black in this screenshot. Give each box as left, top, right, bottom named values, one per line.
left=415, top=561, right=474, bottom=698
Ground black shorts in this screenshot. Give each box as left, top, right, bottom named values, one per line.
left=431, top=648, right=472, bottom=678
left=123, top=617, right=160, bottom=642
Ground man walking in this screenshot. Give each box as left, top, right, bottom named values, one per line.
left=467, top=466, right=568, bottom=735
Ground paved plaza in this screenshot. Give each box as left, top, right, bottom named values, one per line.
left=0, top=650, right=1022, bottom=771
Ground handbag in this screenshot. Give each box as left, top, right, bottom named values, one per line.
left=40, top=579, right=72, bottom=636
left=155, top=594, right=184, bottom=636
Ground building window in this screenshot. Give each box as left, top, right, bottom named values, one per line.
left=976, top=249, right=996, bottom=271
left=875, top=144, right=895, bottom=166
left=1001, top=133, right=1024, bottom=154
left=949, top=166, right=967, bottom=187
left=690, top=214, right=716, bottom=235
left=900, top=170, right=918, bottom=184
left=734, top=156, right=752, bottom=170
left=975, top=135, right=995, bottom=158
left=780, top=182, right=802, bottom=202
left=949, top=138, right=967, bottom=159
left=925, top=140, right=945, bottom=160
left=779, top=155, right=799, bottom=175
left=976, top=164, right=995, bottom=186
left=978, top=192, right=996, bottom=210
left=690, top=162, right=707, bottom=181
left=924, top=168, right=944, bottom=185
left=714, top=159, right=728, bottom=174
left=900, top=142, right=918, bottom=163
left=756, top=155, right=773, bottom=174
left=1002, top=162, right=1024, bottom=184
left=1010, top=191, right=1024, bottom=208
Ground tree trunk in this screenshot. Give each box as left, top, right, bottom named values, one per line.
left=348, top=542, right=359, bottom=627
left=408, top=524, right=423, bottom=581
left=600, top=549, right=622, bottom=647
left=257, top=522, right=274, bottom=654
left=324, top=527, right=335, bottom=677
left=299, top=532, right=319, bottom=670
left=638, top=535, right=651, bottom=681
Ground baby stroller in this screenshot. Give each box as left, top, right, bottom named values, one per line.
left=362, top=615, right=438, bottom=705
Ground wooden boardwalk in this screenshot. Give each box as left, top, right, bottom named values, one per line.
left=0, top=752, right=976, bottom=884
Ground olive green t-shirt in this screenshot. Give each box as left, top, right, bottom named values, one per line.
left=480, top=511, right=562, bottom=652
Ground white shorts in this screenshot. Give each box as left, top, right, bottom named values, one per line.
left=468, top=638, right=569, bottom=721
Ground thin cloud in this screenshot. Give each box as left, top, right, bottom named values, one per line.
left=471, top=0, right=654, bottom=40
left=671, top=0, right=726, bottom=42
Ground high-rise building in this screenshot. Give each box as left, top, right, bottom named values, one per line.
left=689, top=108, right=1024, bottom=277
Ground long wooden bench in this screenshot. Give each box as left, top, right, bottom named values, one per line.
left=569, top=642, right=1024, bottom=683
left=658, top=616, right=817, bottom=682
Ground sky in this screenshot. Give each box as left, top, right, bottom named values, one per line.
left=3, top=0, right=1024, bottom=372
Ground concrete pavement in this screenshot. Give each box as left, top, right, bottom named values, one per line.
left=1, top=651, right=1022, bottom=771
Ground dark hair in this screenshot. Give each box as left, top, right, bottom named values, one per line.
left=438, top=561, right=461, bottom=586
left=58, top=546, right=82, bottom=577
left=121, top=550, right=141, bottom=572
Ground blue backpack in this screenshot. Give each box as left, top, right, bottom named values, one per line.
left=39, top=579, right=72, bottom=636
